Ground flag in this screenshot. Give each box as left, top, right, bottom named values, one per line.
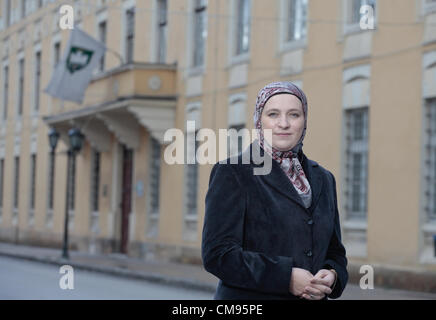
left=45, top=28, right=106, bottom=104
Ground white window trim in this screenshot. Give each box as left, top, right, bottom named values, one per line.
left=0, top=157, right=4, bottom=224
left=150, top=0, right=159, bottom=63
left=185, top=0, right=207, bottom=77
left=1, top=59, right=9, bottom=129
left=420, top=51, right=436, bottom=264
left=16, top=50, right=25, bottom=121
left=32, top=43, right=42, bottom=117
left=121, top=0, right=136, bottom=64
left=340, top=66, right=371, bottom=258
left=149, top=0, right=169, bottom=64
left=422, top=0, right=436, bottom=15
left=45, top=150, right=55, bottom=229
left=227, top=0, right=251, bottom=66
left=183, top=102, right=202, bottom=241
left=89, top=148, right=100, bottom=234
left=95, top=10, right=108, bottom=74
left=342, top=0, right=378, bottom=36
left=28, top=152, right=37, bottom=228
left=145, top=135, right=161, bottom=238
left=278, top=0, right=308, bottom=53
left=12, top=151, right=20, bottom=227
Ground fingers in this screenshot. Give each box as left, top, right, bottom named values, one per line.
left=310, top=277, right=331, bottom=287
left=304, top=283, right=332, bottom=296
left=301, top=292, right=324, bottom=300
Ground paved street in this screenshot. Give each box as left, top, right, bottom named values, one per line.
left=1, top=255, right=436, bottom=300
left=0, top=256, right=213, bottom=300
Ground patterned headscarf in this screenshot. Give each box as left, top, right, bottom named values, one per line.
left=253, top=81, right=312, bottom=208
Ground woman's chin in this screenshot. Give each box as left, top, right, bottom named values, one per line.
left=272, top=142, right=295, bottom=151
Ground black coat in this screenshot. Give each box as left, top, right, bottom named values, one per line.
left=201, top=142, right=348, bottom=300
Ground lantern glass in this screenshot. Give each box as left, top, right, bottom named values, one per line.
left=48, top=128, right=59, bottom=151
left=68, top=128, right=84, bottom=152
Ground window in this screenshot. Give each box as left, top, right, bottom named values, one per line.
left=48, top=151, right=55, bottom=211
left=68, top=153, right=76, bottom=213
left=18, top=58, right=25, bottom=117
left=235, top=0, right=251, bottom=56
left=0, top=159, right=4, bottom=218
left=5, top=0, right=11, bottom=27
left=424, top=99, right=436, bottom=222
left=21, top=0, right=26, bottom=18
left=13, top=156, right=20, bottom=212
left=125, top=8, right=135, bottom=63
left=193, top=0, right=207, bottom=67
left=287, top=0, right=308, bottom=42
left=91, top=149, right=100, bottom=213
left=29, top=154, right=36, bottom=224
left=38, top=0, right=43, bottom=9
left=34, top=51, right=41, bottom=112
left=347, top=0, right=376, bottom=27
left=157, top=0, right=167, bottom=63
left=3, top=66, right=8, bottom=120
left=149, top=137, right=161, bottom=215
left=54, top=42, right=61, bottom=67
left=424, top=0, right=436, bottom=13
left=186, top=130, right=199, bottom=216
left=98, top=21, right=107, bottom=71
left=344, top=108, right=369, bottom=220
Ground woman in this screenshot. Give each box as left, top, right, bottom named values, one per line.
left=201, top=81, right=348, bottom=300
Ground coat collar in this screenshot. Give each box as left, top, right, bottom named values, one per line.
left=243, top=141, right=324, bottom=214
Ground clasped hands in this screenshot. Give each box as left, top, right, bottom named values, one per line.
left=289, top=268, right=335, bottom=300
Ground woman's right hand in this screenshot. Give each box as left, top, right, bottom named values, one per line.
left=289, top=267, right=314, bottom=297
left=289, top=267, right=333, bottom=299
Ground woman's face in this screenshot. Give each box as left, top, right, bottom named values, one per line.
left=260, top=93, right=305, bottom=151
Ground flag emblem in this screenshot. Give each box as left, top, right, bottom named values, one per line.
left=66, top=47, right=94, bottom=74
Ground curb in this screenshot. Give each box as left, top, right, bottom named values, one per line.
left=0, top=251, right=216, bottom=294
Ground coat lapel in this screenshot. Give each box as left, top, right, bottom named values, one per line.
left=247, top=142, right=324, bottom=214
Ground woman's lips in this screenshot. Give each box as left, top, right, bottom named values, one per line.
left=275, top=133, right=291, bottom=136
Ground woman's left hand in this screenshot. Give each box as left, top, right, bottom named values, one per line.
left=301, top=269, right=335, bottom=300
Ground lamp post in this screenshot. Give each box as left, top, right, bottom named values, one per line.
left=61, top=128, right=84, bottom=260
left=48, top=127, right=84, bottom=260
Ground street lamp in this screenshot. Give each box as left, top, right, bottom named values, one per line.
left=48, top=128, right=60, bottom=151
left=60, top=128, right=85, bottom=260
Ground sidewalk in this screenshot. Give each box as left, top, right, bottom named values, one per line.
left=1, top=241, right=436, bottom=299
left=0, top=242, right=218, bottom=293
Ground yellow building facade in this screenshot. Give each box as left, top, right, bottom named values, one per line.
left=1, top=0, right=436, bottom=279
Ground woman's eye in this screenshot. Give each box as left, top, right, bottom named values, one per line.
left=291, top=113, right=300, bottom=118
left=268, top=113, right=278, bottom=117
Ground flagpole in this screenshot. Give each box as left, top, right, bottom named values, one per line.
left=106, top=47, right=125, bottom=66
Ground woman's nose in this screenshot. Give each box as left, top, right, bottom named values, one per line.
left=278, top=116, right=290, bottom=128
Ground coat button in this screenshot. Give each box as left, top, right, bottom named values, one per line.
left=307, top=219, right=314, bottom=225
left=305, top=250, right=313, bottom=257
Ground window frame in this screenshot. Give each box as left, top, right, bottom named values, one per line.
left=2, top=64, right=9, bottom=121
left=192, top=0, right=208, bottom=69
left=343, top=107, right=369, bottom=221
left=228, top=0, right=251, bottom=65
left=156, top=0, right=168, bottom=64
left=34, top=50, right=41, bottom=113
left=423, top=0, right=436, bottom=15
left=125, top=7, right=136, bottom=63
